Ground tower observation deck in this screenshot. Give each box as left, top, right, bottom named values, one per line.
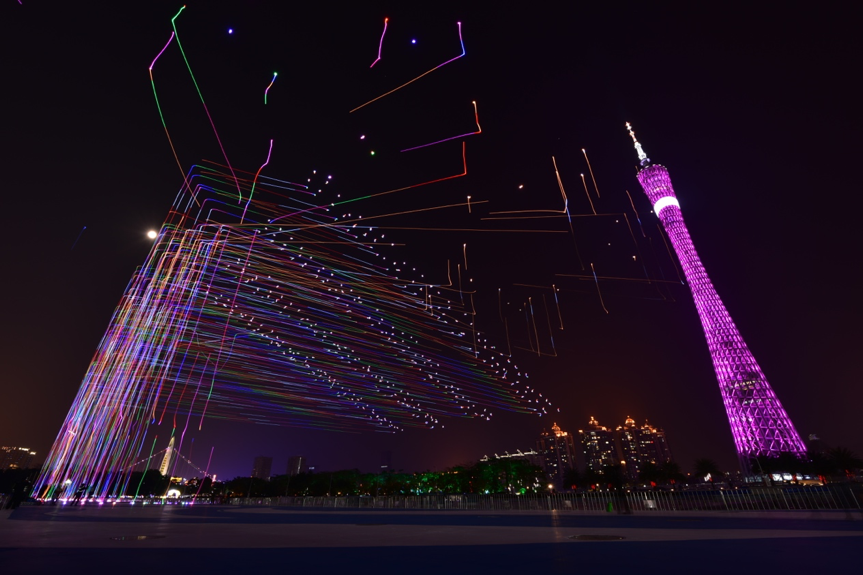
left=627, top=123, right=806, bottom=473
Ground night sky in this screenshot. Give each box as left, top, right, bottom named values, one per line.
left=2, top=2, right=860, bottom=480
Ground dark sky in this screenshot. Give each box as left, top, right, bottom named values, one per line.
left=2, top=1, right=860, bottom=480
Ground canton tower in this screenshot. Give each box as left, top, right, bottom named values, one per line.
left=627, top=123, right=806, bottom=473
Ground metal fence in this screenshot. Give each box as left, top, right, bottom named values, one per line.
left=223, top=485, right=862, bottom=512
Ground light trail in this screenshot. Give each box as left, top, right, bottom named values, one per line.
left=171, top=6, right=243, bottom=202
left=580, top=173, right=597, bottom=215
left=400, top=101, right=482, bottom=152
left=590, top=263, right=610, bottom=314
left=582, top=148, right=600, bottom=198
left=264, top=73, right=278, bottom=104
left=369, top=18, right=389, bottom=68
left=350, top=22, right=465, bottom=113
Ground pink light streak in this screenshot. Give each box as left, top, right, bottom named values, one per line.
left=370, top=17, right=389, bottom=68
left=149, top=32, right=175, bottom=70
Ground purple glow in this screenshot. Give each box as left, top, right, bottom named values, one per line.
left=369, top=18, right=388, bottom=68
left=411, top=39, right=417, bottom=44
left=149, top=32, right=175, bottom=71
left=228, top=28, right=233, bottom=34
left=632, top=132, right=806, bottom=472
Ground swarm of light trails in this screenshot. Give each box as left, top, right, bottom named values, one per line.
left=35, top=162, right=553, bottom=500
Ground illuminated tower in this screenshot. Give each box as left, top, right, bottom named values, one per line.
left=627, top=123, right=806, bottom=473
left=158, top=437, right=175, bottom=477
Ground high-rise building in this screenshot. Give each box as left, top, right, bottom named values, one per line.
left=286, top=455, right=307, bottom=476
left=628, top=123, right=806, bottom=473
left=251, top=456, right=272, bottom=479
left=616, top=417, right=673, bottom=480
left=537, top=423, right=577, bottom=486
left=0, top=446, right=36, bottom=470
left=578, top=417, right=617, bottom=474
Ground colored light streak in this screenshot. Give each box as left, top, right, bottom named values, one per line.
left=242, top=139, right=274, bottom=223
left=400, top=101, right=482, bottom=152
left=351, top=22, right=465, bottom=113
left=149, top=30, right=196, bottom=204
left=369, top=17, right=388, bottom=68
left=264, top=73, right=278, bottom=105
left=35, top=161, right=554, bottom=501
left=582, top=148, right=600, bottom=198
left=171, top=6, right=243, bottom=202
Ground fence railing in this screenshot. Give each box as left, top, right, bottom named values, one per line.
left=221, top=485, right=862, bottom=513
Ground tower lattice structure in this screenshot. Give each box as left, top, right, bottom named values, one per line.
left=627, top=123, right=806, bottom=473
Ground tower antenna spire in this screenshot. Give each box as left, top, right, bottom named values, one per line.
left=625, top=122, right=650, bottom=167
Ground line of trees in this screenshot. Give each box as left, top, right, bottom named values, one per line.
left=8, top=446, right=860, bottom=502
left=222, top=458, right=546, bottom=498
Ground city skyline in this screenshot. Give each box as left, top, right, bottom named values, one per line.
left=1, top=2, right=860, bottom=481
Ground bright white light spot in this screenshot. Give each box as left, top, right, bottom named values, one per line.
left=653, top=196, right=680, bottom=216
left=147, top=230, right=158, bottom=239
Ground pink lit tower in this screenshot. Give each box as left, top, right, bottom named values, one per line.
left=626, top=122, right=806, bottom=473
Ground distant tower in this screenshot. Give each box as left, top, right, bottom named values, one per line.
left=627, top=123, right=806, bottom=473
left=286, top=455, right=308, bottom=476
left=158, top=437, right=175, bottom=477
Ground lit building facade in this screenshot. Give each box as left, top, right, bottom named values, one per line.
left=252, top=456, right=272, bottom=479
left=578, top=417, right=617, bottom=474
left=0, top=446, right=36, bottom=470
left=537, top=422, right=577, bottom=485
left=616, top=417, right=674, bottom=480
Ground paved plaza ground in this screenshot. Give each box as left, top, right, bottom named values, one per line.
left=2, top=504, right=861, bottom=573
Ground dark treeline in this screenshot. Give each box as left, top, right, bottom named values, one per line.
left=0, top=467, right=39, bottom=495
left=7, top=447, right=860, bottom=502
left=225, top=459, right=545, bottom=498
